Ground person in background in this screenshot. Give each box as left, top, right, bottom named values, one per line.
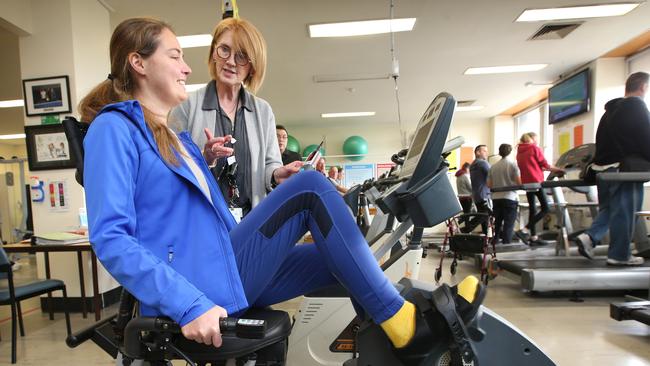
left=328, top=166, right=339, bottom=181
left=276, top=124, right=301, bottom=165
left=169, top=18, right=301, bottom=218
left=315, top=157, right=327, bottom=175
left=328, top=165, right=348, bottom=194
left=463, top=145, right=491, bottom=234
left=516, top=132, right=564, bottom=243
left=573, top=72, right=650, bottom=266
left=455, top=162, right=473, bottom=228
left=337, top=166, right=345, bottom=185
left=79, top=17, right=485, bottom=361
left=487, top=144, right=521, bottom=244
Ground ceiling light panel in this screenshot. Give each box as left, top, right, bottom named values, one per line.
left=321, top=112, right=376, bottom=118
left=464, top=64, right=548, bottom=75
left=177, top=34, right=212, bottom=48
left=309, top=18, right=416, bottom=38
left=0, top=99, right=24, bottom=108
left=0, top=134, right=26, bottom=140
left=516, top=3, right=641, bottom=22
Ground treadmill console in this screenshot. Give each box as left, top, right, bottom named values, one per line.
left=548, top=143, right=595, bottom=180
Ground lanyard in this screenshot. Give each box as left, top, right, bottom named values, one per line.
left=215, top=97, right=240, bottom=207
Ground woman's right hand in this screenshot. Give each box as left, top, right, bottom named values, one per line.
left=181, top=305, right=228, bottom=347
left=203, top=128, right=234, bottom=165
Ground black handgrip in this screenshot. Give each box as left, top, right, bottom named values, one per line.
left=124, top=316, right=267, bottom=358
left=66, top=314, right=117, bottom=348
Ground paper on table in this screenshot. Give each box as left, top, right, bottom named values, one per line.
left=34, top=232, right=89, bottom=245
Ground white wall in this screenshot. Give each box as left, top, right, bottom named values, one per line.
left=490, top=115, right=515, bottom=154
left=14, top=0, right=118, bottom=297
left=449, top=117, right=491, bottom=151
left=0, top=0, right=33, bottom=35
left=70, top=0, right=110, bottom=105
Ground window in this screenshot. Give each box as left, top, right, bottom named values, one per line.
left=514, top=102, right=553, bottom=158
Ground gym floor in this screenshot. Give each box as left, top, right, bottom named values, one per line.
left=1, top=250, right=649, bottom=365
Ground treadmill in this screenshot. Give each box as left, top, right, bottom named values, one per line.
left=607, top=172, right=650, bottom=325
left=494, top=146, right=650, bottom=292
left=480, top=145, right=595, bottom=267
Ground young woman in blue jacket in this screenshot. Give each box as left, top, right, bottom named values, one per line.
left=79, top=17, right=483, bottom=363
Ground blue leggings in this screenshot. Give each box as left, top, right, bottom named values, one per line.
left=229, top=170, right=403, bottom=323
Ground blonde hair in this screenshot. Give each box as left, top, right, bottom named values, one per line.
left=78, top=17, right=182, bottom=166
left=520, top=133, right=533, bottom=144
left=208, top=18, right=267, bottom=94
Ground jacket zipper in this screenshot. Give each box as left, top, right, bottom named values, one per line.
left=167, top=245, right=174, bottom=263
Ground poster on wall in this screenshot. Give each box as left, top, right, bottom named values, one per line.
left=574, top=125, right=584, bottom=147
left=558, top=132, right=571, bottom=156
left=47, top=179, right=69, bottom=212
left=344, top=163, right=374, bottom=188
left=376, top=163, right=396, bottom=178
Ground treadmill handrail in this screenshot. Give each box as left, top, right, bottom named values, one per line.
left=490, top=182, right=540, bottom=193
left=597, top=172, right=650, bottom=183
left=540, top=179, right=592, bottom=188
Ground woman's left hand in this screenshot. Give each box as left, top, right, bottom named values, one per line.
left=273, top=161, right=303, bottom=185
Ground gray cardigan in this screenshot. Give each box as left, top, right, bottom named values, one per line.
left=169, top=85, right=283, bottom=207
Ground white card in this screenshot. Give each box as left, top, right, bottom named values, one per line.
left=227, top=155, right=237, bottom=166
left=229, top=207, right=243, bottom=223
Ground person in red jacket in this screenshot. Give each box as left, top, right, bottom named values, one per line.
left=516, top=132, right=564, bottom=242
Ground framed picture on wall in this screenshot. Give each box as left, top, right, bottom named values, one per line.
left=24, top=124, right=76, bottom=171
left=22, top=75, right=72, bottom=116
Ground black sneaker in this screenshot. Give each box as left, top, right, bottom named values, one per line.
left=515, top=230, right=530, bottom=242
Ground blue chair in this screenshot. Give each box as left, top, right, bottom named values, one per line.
left=0, top=246, right=72, bottom=363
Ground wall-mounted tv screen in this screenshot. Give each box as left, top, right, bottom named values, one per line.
left=548, top=69, right=590, bottom=124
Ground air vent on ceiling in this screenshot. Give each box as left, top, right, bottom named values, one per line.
left=528, top=22, right=582, bottom=41
left=457, top=100, right=476, bottom=107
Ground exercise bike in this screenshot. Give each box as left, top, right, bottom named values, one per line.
left=64, top=92, right=556, bottom=366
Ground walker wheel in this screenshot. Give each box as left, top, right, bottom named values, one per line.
left=450, top=261, right=457, bottom=275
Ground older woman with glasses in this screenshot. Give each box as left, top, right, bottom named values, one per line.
left=170, top=18, right=301, bottom=219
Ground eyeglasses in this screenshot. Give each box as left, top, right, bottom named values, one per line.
left=215, top=45, right=250, bottom=66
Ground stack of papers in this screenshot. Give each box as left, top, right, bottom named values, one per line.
left=34, top=232, right=89, bottom=245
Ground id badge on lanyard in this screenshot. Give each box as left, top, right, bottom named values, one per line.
left=229, top=207, right=243, bottom=223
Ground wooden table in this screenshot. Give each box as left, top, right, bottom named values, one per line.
left=3, top=242, right=102, bottom=321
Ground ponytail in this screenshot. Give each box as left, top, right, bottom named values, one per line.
left=78, top=17, right=182, bottom=166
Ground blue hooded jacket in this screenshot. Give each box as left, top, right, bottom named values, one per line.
left=84, top=100, right=248, bottom=326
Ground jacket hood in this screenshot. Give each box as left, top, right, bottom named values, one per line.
left=604, top=97, right=624, bottom=111
left=455, top=169, right=467, bottom=177
left=517, top=142, right=536, bottom=154
left=97, top=100, right=161, bottom=155
left=97, top=100, right=148, bottom=134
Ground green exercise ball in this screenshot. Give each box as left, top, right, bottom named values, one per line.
left=286, top=135, right=300, bottom=153
left=302, top=144, right=326, bottom=158
left=343, top=136, right=368, bottom=161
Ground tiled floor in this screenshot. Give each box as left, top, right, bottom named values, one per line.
left=1, top=250, right=649, bottom=365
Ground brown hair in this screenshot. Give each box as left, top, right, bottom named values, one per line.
left=498, top=143, right=512, bottom=157
left=208, top=18, right=267, bottom=94
left=625, top=72, right=649, bottom=94
left=78, top=17, right=182, bottom=166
